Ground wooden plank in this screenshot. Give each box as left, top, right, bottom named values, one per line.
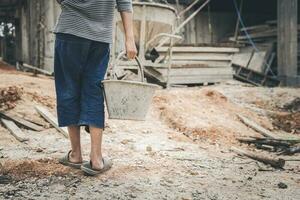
left=35, top=106, right=68, bottom=138
left=20, top=63, right=53, bottom=76
left=168, top=75, right=233, bottom=84
left=0, top=112, right=43, bottom=131
left=231, top=146, right=285, bottom=168
left=156, top=46, right=239, bottom=53
left=155, top=67, right=233, bottom=77
left=144, top=67, right=233, bottom=84
left=1, top=118, right=29, bottom=142
left=171, top=60, right=231, bottom=67
left=230, top=29, right=277, bottom=41
left=247, top=51, right=268, bottom=72
left=231, top=52, right=253, bottom=67
left=157, top=53, right=233, bottom=61
left=240, top=24, right=271, bottom=33
left=237, top=114, right=279, bottom=139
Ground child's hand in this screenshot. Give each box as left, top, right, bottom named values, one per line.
left=125, top=38, right=137, bottom=60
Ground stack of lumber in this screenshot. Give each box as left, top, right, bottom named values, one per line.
left=229, top=20, right=286, bottom=86
left=145, top=45, right=239, bottom=86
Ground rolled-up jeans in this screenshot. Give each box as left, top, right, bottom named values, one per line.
left=54, top=33, right=110, bottom=128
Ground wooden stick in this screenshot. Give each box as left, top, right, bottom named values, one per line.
left=0, top=112, right=43, bottom=131
left=279, top=144, right=300, bottom=155
left=231, top=146, right=285, bottom=168
left=35, top=106, right=68, bottom=138
left=237, top=137, right=293, bottom=147
left=237, top=114, right=279, bottom=139
left=20, top=63, right=53, bottom=76
left=1, top=119, right=29, bottom=142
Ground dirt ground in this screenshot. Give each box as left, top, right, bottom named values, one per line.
left=0, top=62, right=300, bottom=200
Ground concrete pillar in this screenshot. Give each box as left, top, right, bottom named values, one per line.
left=277, top=0, right=299, bottom=86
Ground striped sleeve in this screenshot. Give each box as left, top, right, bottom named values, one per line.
left=116, top=0, right=133, bottom=12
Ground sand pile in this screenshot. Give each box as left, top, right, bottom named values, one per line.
left=0, top=158, right=76, bottom=179
left=153, top=88, right=270, bottom=144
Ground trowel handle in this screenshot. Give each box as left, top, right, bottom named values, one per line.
left=112, top=51, right=145, bottom=83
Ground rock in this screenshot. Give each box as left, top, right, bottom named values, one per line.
left=146, top=146, right=152, bottom=152
left=278, top=182, right=288, bottom=189
left=189, top=171, right=199, bottom=176
left=36, top=148, right=43, bottom=153
left=142, top=130, right=151, bottom=134
left=121, top=139, right=130, bottom=145
left=129, top=193, right=137, bottom=198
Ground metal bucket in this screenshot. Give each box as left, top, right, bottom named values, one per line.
left=102, top=55, right=160, bottom=120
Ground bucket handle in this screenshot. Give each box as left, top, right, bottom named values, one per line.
left=112, top=51, right=145, bottom=83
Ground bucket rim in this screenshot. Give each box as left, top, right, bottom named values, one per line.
left=102, top=80, right=162, bottom=89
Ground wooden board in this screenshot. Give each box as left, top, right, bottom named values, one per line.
left=232, top=43, right=274, bottom=74
left=231, top=52, right=253, bottom=68
left=157, top=53, right=233, bottom=61
left=155, top=66, right=233, bottom=77
left=35, top=106, right=68, bottom=138
left=146, top=66, right=233, bottom=84
left=168, top=60, right=230, bottom=68
left=156, top=46, right=239, bottom=53
left=247, top=51, right=268, bottom=73
left=167, top=75, right=233, bottom=84
left=237, top=114, right=279, bottom=139
left=1, top=118, right=29, bottom=142
left=0, top=112, right=43, bottom=131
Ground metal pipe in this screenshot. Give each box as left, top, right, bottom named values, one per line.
left=145, top=33, right=182, bottom=50
left=178, top=0, right=202, bottom=17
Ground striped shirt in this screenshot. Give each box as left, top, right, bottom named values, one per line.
left=54, top=0, right=133, bottom=43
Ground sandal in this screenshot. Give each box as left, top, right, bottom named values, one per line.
left=59, top=150, right=84, bottom=169
left=81, top=158, right=113, bottom=176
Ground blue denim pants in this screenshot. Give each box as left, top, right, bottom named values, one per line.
left=54, top=33, right=110, bottom=128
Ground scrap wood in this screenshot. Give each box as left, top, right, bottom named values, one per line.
left=237, top=114, right=279, bottom=139
left=0, top=112, right=43, bottom=131
left=278, top=144, right=300, bottom=155
left=34, top=106, right=68, bottom=138
left=237, top=137, right=300, bottom=155
left=0, top=175, right=12, bottom=184
left=0, top=118, right=29, bottom=142
left=237, top=137, right=300, bottom=148
left=18, top=62, right=53, bottom=76
left=231, top=146, right=285, bottom=169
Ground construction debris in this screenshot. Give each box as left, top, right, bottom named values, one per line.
left=269, top=112, right=300, bottom=134
left=237, top=114, right=279, bottom=139
left=237, top=137, right=300, bottom=155
left=229, top=20, right=282, bottom=86
left=35, top=105, right=68, bottom=138
left=0, top=59, right=300, bottom=199
left=0, top=86, right=23, bottom=110
left=234, top=113, right=300, bottom=168
left=145, top=45, right=239, bottom=86
left=0, top=112, right=43, bottom=131
left=0, top=118, right=29, bottom=142
left=231, top=146, right=285, bottom=169
left=282, top=97, right=300, bottom=112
